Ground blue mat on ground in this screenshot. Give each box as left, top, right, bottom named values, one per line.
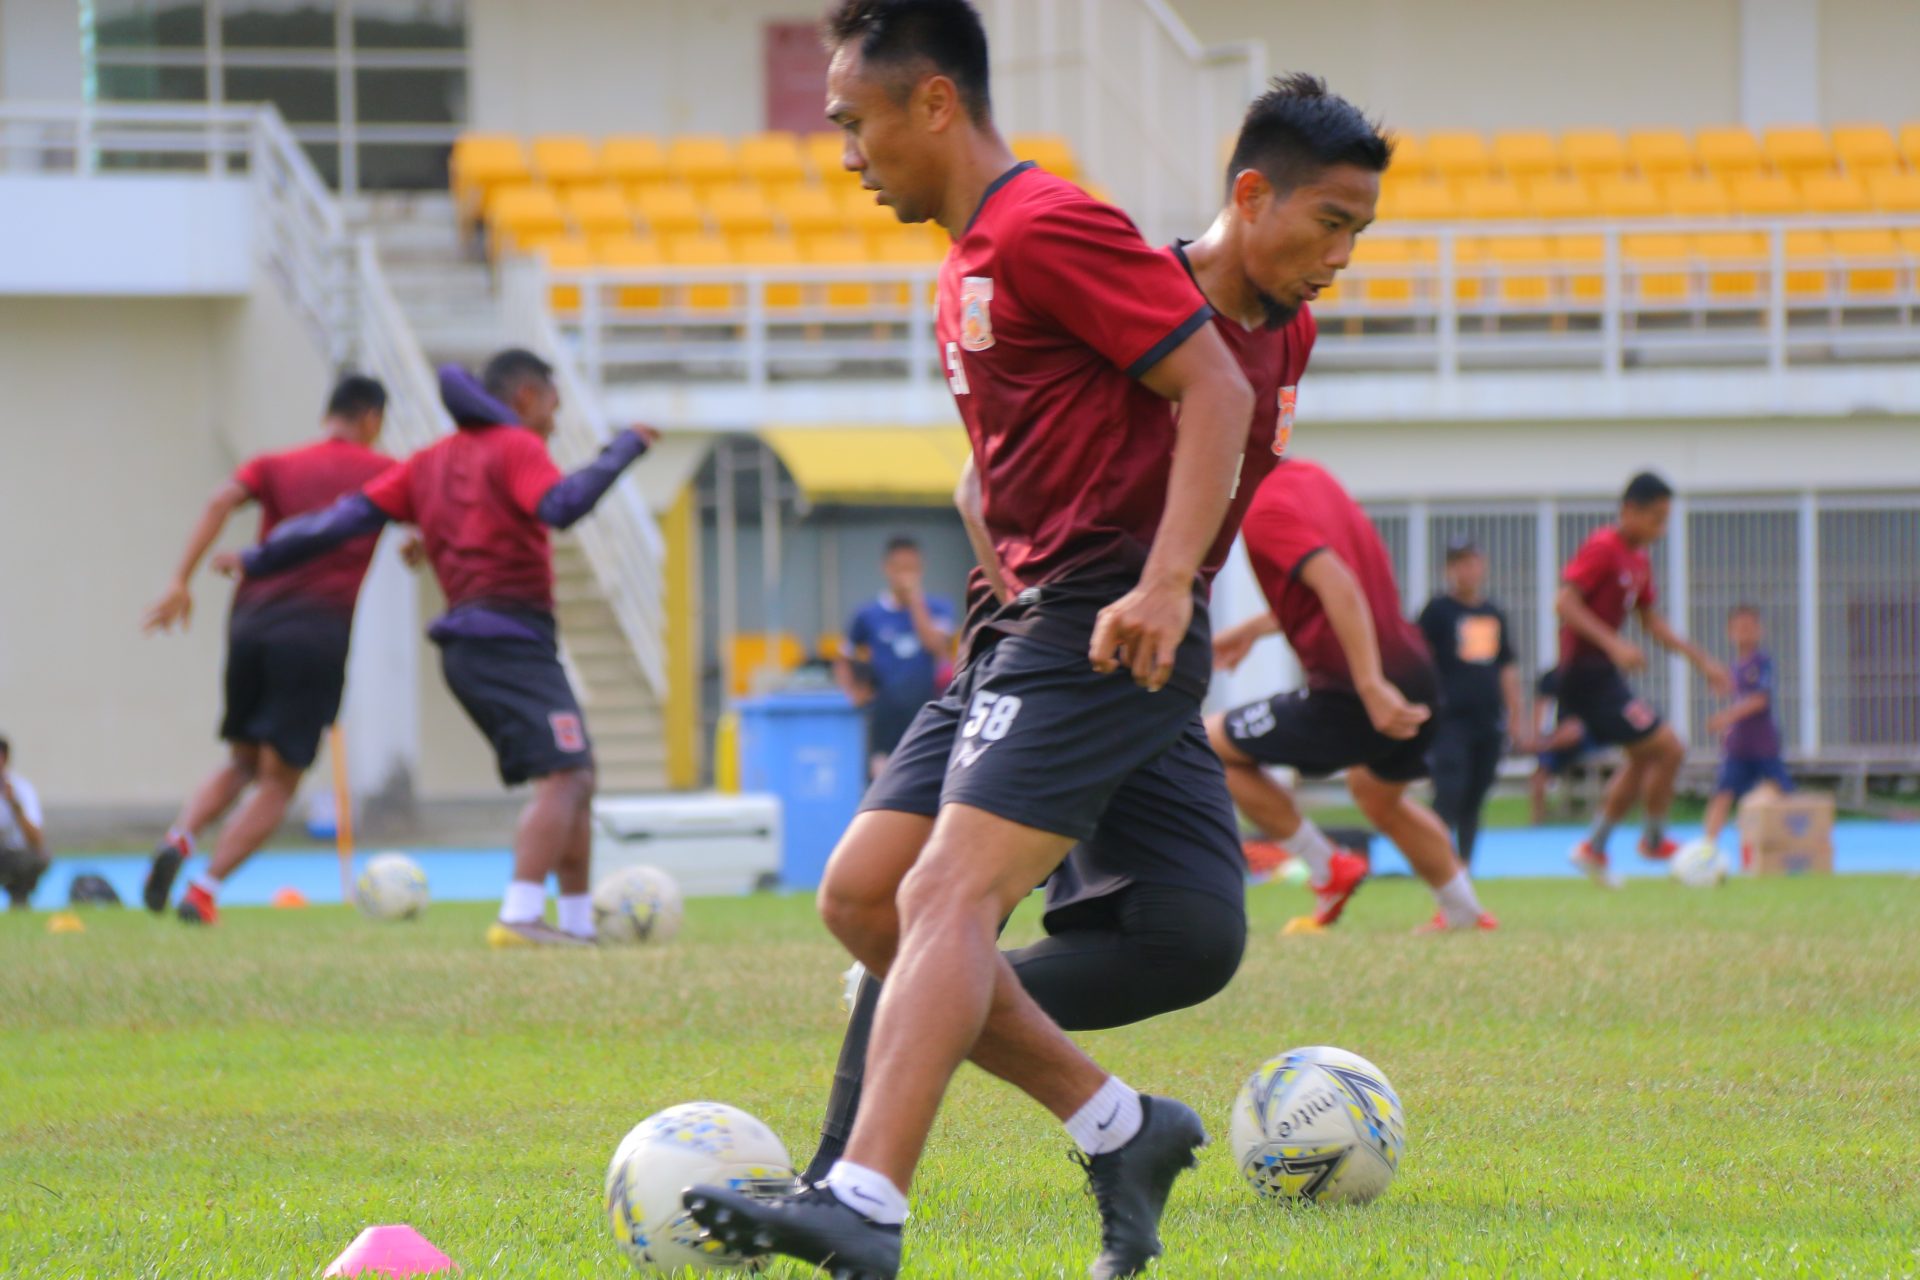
left=27, top=823, right=1919, bottom=910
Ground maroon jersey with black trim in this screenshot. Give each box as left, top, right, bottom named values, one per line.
left=362, top=424, right=564, bottom=613
left=1242, top=459, right=1430, bottom=692
left=1559, top=524, right=1656, bottom=669
left=936, top=163, right=1214, bottom=593
left=232, top=437, right=393, bottom=617
left=1164, top=243, right=1318, bottom=586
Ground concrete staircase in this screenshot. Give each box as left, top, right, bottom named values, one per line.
left=352, top=194, right=670, bottom=794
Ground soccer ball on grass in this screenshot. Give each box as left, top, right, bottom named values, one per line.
left=593, top=865, right=685, bottom=945
left=354, top=852, right=429, bottom=921
left=1230, top=1045, right=1405, bottom=1205
left=605, top=1102, right=794, bottom=1272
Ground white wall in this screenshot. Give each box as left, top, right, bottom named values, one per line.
left=1819, top=0, right=1920, bottom=124
left=0, top=0, right=82, bottom=102
left=467, top=0, right=822, bottom=137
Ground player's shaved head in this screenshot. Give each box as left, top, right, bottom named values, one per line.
left=822, top=0, right=992, bottom=124
left=1226, top=73, right=1392, bottom=201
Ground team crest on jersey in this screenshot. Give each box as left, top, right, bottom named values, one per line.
left=961, top=276, right=995, bottom=351
left=1273, top=385, right=1298, bottom=457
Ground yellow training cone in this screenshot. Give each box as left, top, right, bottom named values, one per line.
left=47, top=911, right=86, bottom=934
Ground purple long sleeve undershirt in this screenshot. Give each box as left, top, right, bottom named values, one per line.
left=239, top=493, right=389, bottom=580
left=534, top=430, right=648, bottom=528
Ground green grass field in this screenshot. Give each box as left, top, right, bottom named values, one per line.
left=5, top=876, right=1918, bottom=1279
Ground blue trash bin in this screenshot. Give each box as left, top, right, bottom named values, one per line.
left=735, top=690, right=867, bottom=888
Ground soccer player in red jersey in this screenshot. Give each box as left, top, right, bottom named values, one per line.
left=1558, top=472, right=1730, bottom=885
left=684, top=4, right=1256, bottom=1278
left=140, top=375, right=393, bottom=925
left=224, top=350, right=656, bottom=946
left=1211, top=458, right=1495, bottom=934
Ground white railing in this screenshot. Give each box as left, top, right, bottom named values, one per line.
left=503, top=261, right=670, bottom=698
left=985, top=0, right=1265, bottom=247
left=351, top=235, right=453, bottom=452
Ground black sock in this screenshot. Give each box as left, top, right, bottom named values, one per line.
left=802, top=968, right=881, bottom=1185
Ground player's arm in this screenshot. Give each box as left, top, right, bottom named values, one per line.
left=1639, top=607, right=1732, bottom=694
left=524, top=427, right=658, bottom=529
left=1501, top=662, right=1530, bottom=751
left=1706, top=690, right=1769, bottom=738
left=1298, top=550, right=1429, bottom=740
left=225, top=493, right=392, bottom=581
left=954, top=458, right=1013, bottom=606
left=1555, top=584, right=1643, bottom=672
left=143, top=479, right=252, bottom=633
left=0, top=774, right=42, bottom=855
left=1092, top=325, right=1254, bottom=690
left=1213, top=611, right=1279, bottom=672
left=833, top=616, right=873, bottom=707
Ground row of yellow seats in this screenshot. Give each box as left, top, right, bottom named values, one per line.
left=1377, top=169, right=1920, bottom=221
left=454, top=131, right=1078, bottom=214
left=1390, top=124, right=1920, bottom=183
left=538, top=231, right=944, bottom=312
left=483, top=181, right=937, bottom=256
left=1324, top=229, right=1920, bottom=304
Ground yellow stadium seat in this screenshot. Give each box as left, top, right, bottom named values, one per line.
left=874, top=227, right=943, bottom=305
left=1695, top=126, right=1762, bottom=176
left=1729, top=172, right=1798, bottom=216
left=1866, top=170, right=1920, bottom=213
left=1624, top=233, right=1691, bottom=302
left=1426, top=131, right=1490, bottom=181
left=1488, top=236, right=1555, bottom=304
left=1491, top=131, right=1558, bottom=180
left=1761, top=126, right=1833, bottom=178
left=733, top=234, right=805, bottom=309
left=1552, top=234, right=1608, bottom=302
left=1895, top=228, right=1920, bottom=263
left=1523, top=176, right=1591, bottom=220
left=1625, top=129, right=1695, bottom=179
left=774, top=184, right=846, bottom=238
left=1457, top=177, right=1528, bottom=219
left=1451, top=238, right=1490, bottom=304
left=1385, top=134, right=1432, bottom=181
left=485, top=185, right=567, bottom=256
left=592, top=235, right=665, bottom=309
left=1011, top=133, right=1079, bottom=180
left=1783, top=230, right=1832, bottom=298
left=539, top=237, right=593, bottom=314
left=667, top=135, right=737, bottom=188
left=602, top=136, right=669, bottom=187
left=1830, top=123, right=1898, bottom=173
left=1798, top=172, right=1871, bottom=215
left=1386, top=179, right=1456, bottom=221
left=1830, top=228, right=1901, bottom=296
left=665, top=233, right=737, bottom=310
left=1898, top=123, right=1920, bottom=169
left=1561, top=129, right=1628, bottom=179
left=530, top=134, right=599, bottom=187
left=805, top=131, right=857, bottom=183
left=737, top=133, right=807, bottom=186
left=632, top=185, right=706, bottom=239
left=706, top=182, right=778, bottom=242
left=451, top=135, right=530, bottom=217
left=1692, top=231, right=1767, bottom=300
left=803, top=233, right=876, bottom=308
left=1350, top=237, right=1427, bottom=306
left=562, top=185, right=634, bottom=239
left=839, top=187, right=904, bottom=245
left=1660, top=174, right=1732, bottom=218
left=1593, top=176, right=1663, bottom=218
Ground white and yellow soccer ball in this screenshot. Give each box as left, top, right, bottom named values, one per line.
left=354, top=852, right=429, bottom=921
left=605, top=1102, right=794, bottom=1272
left=1671, top=838, right=1732, bottom=887
left=593, top=865, right=685, bottom=945
left=1230, top=1045, right=1406, bottom=1205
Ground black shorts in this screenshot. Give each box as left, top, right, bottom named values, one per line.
left=1557, top=662, right=1663, bottom=748
left=220, top=606, right=351, bottom=770
left=439, top=629, right=594, bottom=786
left=860, top=629, right=1213, bottom=846
left=1221, top=680, right=1437, bottom=784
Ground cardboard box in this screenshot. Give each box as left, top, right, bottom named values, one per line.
left=1737, top=787, right=1835, bottom=876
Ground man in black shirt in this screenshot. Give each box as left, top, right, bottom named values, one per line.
left=1418, top=540, right=1527, bottom=863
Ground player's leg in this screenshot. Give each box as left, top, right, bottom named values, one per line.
left=146, top=744, right=257, bottom=911
left=1702, top=789, right=1735, bottom=846
left=1455, top=730, right=1504, bottom=865
left=516, top=766, right=596, bottom=939
left=1346, top=766, right=1494, bottom=931
left=1427, top=718, right=1475, bottom=860
left=1565, top=668, right=1668, bottom=882
left=178, top=745, right=303, bottom=925
left=1633, top=726, right=1686, bottom=857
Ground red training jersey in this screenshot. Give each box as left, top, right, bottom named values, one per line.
left=1559, top=524, right=1655, bottom=669
left=937, top=163, right=1214, bottom=592
left=1165, top=244, right=1318, bottom=586
left=1241, top=459, right=1430, bottom=692
left=362, top=424, right=564, bottom=613
left=232, top=437, right=394, bottom=618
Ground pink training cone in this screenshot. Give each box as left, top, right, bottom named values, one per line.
left=324, top=1225, right=455, bottom=1277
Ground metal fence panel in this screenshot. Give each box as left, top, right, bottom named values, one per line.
left=1685, top=505, right=1803, bottom=751
left=1363, top=506, right=1412, bottom=607
left=1818, top=505, right=1920, bottom=752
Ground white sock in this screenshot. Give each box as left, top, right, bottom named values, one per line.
left=1065, top=1075, right=1143, bottom=1156
left=191, top=873, right=222, bottom=898
left=823, top=1160, right=909, bottom=1225
left=499, top=879, right=546, bottom=925
left=1434, top=871, right=1484, bottom=928
left=557, top=893, right=594, bottom=938
left=1281, top=819, right=1335, bottom=883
